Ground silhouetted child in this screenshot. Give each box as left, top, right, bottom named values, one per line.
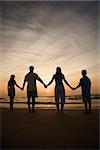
left=8, top=75, right=22, bottom=111
left=73, top=70, right=91, bottom=113
left=47, top=67, right=73, bottom=113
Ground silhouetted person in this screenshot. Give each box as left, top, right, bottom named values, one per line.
left=73, top=70, right=91, bottom=113
left=22, top=66, right=46, bottom=112
left=47, top=67, right=73, bottom=113
left=8, top=75, right=22, bottom=111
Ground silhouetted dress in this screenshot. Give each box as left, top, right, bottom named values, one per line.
left=24, top=72, right=42, bottom=98
left=53, top=73, right=65, bottom=103
left=79, top=76, right=91, bottom=101
left=8, top=79, right=16, bottom=97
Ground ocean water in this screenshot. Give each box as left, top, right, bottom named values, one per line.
left=0, top=96, right=100, bottom=109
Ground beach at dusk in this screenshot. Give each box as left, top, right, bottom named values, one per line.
left=1, top=95, right=100, bottom=149
left=1, top=108, right=99, bottom=149
left=0, top=1, right=99, bottom=149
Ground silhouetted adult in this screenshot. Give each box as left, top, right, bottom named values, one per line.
left=8, top=75, right=22, bottom=111
left=22, top=66, right=46, bottom=112
left=47, top=67, right=73, bottom=113
left=73, top=70, right=91, bottom=113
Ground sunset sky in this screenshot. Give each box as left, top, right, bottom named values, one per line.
left=0, top=1, right=99, bottom=97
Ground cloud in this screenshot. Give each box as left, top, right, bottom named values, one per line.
left=0, top=1, right=99, bottom=77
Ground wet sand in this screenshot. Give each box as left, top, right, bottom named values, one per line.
left=1, top=108, right=99, bottom=149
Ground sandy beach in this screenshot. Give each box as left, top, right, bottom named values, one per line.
left=1, top=108, right=99, bottom=149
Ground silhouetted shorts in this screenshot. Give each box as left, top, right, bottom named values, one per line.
left=55, top=86, right=65, bottom=104
left=27, top=91, right=35, bottom=98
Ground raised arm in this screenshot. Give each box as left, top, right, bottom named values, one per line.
left=22, top=77, right=27, bottom=90
left=15, top=82, right=22, bottom=89
left=63, top=76, right=73, bottom=89
left=47, top=75, right=55, bottom=87
left=73, top=80, right=81, bottom=90
left=36, top=75, right=47, bottom=88
left=15, top=83, right=21, bottom=89
left=75, top=84, right=81, bottom=89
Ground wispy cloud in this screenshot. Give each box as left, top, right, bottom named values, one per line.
left=0, top=1, right=99, bottom=83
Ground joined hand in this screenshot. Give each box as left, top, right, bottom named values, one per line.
left=21, top=87, right=24, bottom=90
left=72, top=88, right=76, bottom=90
left=44, top=84, right=47, bottom=88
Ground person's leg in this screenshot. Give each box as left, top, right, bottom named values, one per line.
left=10, top=96, right=14, bottom=111
left=27, top=97, right=31, bottom=112
left=10, top=97, right=12, bottom=111
left=83, top=97, right=88, bottom=113
left=61, top=102, right=64, bottom=113
left=56, top=98, right=59, bottom=113
left=84, top=98, right=88, bottom=113
left=88, top=98, right=91, bottom=113
left=55, top=87, right=59, bottom=113
left=57, top=102, right=59, bottom=113
left=32, top=97, right=35, bottom=112
left=61, top=89, right=65, bottom=113
left=61, top=96, right=64, bottom=113
left=57, top=103, right=59, bottom=113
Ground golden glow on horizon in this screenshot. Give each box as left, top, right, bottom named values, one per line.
left=1, top=72, right=100, bottom=98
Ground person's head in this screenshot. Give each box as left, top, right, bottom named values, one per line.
left=10, top=74, right=15, bottom=80
left=29, top=66, right=34, bottom=72
left=56, top=67, right=61, bottom=74
left=81, top=70, right=87, bottom=76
